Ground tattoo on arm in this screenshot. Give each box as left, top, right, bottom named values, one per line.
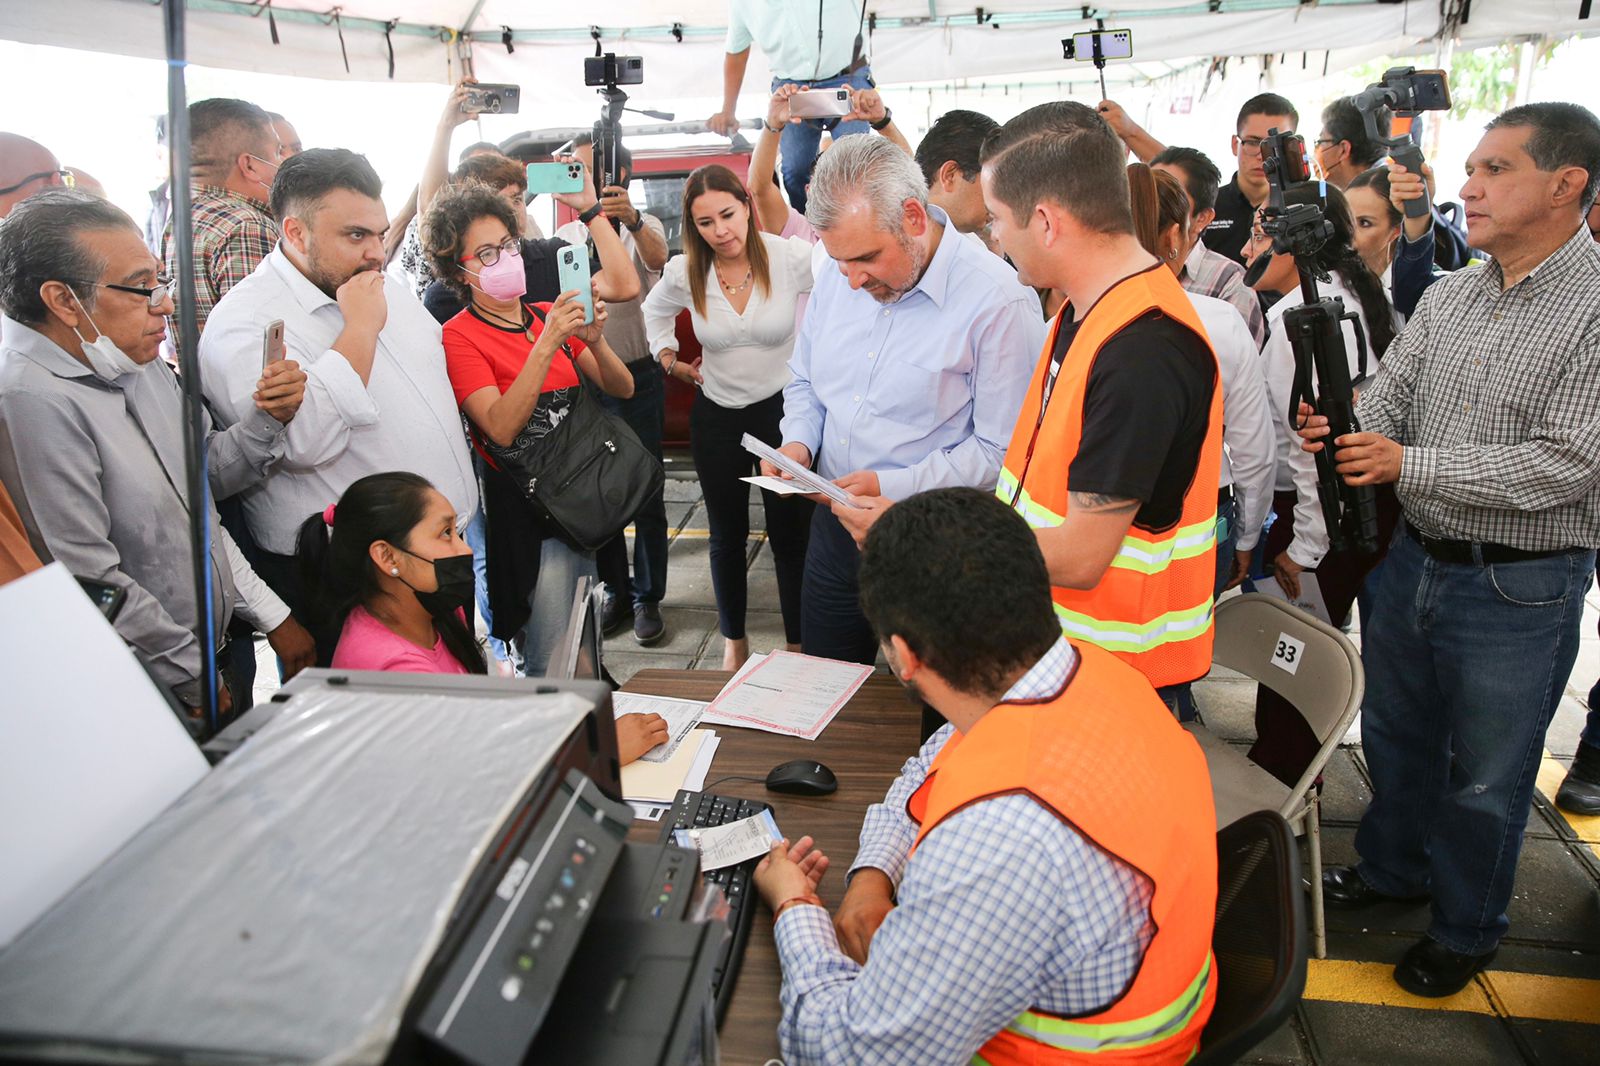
left=1068, top=491, right=1142, bottom=515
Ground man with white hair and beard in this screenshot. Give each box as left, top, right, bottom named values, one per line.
left=763, top=135, right=1041, bottom=667
left=200, top=148, right=477, bottom=664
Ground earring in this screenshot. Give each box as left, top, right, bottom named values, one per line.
left=390, top=567, right=400, bottom=576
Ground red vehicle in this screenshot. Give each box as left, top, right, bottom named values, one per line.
left=503, top=128, right=755, bottom=449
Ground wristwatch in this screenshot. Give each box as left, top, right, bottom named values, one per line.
left=764, top=120, right=784, bottom=134
left=578, top=201, right=604, bottom=226
left=625, top=211, right=646, bottom=233
left=870, top=108, right=893, bottom=131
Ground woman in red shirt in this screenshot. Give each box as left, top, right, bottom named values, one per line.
left=422, top=184, right=635, bottom=677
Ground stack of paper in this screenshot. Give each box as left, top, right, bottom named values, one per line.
left=613, top=692, right=707, bottom=764
left=621, top=727, right=720, bottom=818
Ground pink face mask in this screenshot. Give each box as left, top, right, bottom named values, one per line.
left=466, top=245, right=526, bottom=301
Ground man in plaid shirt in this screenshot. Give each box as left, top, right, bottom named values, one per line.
left=1299, top=102, right=1600, bottom=998
left=161, top=98, right=282, bottom=345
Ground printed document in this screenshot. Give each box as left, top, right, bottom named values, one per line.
left=1247, top=572, right=1333, bottom=626
left=703, top=650, right=872, bottom=739
left=740, top=434, right=862, bottom=509
left=614, top=692, right=707, bottom=764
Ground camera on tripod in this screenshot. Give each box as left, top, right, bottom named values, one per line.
left=586, top=53, right=644, bottom=192
left=584, top=53, right=643, bottom=88
left=1252, top=127, right=1382, bottom=557
left=1352, top=67, right=1452, bottom=219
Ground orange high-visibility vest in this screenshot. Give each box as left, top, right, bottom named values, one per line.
left=907, top=642, right=1218, bottom=1065
left=997, top=265, right=1223, bottom=689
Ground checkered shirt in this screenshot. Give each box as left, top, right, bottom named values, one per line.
left=1180, top=242, right=1268, bottom=350
left=161, top=185, right=278, bottom=346
left=1358, top=224, right=1600, bottom=550
left=773, top=638, right=1155, bottom=1065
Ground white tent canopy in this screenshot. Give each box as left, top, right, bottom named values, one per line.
left=4, top=0, right=1592, bottom=109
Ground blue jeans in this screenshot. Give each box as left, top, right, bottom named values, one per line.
left=1354, top=528, right=1594, bottom=954
left=464, top=503, right=510, bottom=664
left=595, top=361, right=669, bottom=606
left=772, top=67, right=874, bottom=215
left=1583, top=559, right=1600, bottom=753
left=514, top=537, right=597, bottom=677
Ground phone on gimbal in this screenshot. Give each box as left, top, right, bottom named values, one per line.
left=1353, top=68, right=1452, bottom=219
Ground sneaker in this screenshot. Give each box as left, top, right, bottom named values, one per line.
left=634, top=603, right=666, bottom=647
left=600, top=593, right=630, bottom=638
left=1555, top=743, right=1600, bottom=816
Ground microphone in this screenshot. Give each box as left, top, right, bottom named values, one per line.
left=1242, top=249, right=1274, bottom=289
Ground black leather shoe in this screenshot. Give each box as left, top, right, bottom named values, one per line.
left=634, top=603, right=665, bottom=647
left=1556, top=763, right=1600, bottom=816
left=600, top=593, right=630, bottom=638
left=1394, top=937, right=1496, bottom=997
left=1321, top=865, right=1430, bottom=909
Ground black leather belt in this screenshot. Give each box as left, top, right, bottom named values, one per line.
left=1404, top=523, right=1578, bottom=566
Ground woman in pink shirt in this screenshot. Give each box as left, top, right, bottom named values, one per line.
left=297, top=472, right=484, bottom=675
left=296, top=472, right=669, bottom=761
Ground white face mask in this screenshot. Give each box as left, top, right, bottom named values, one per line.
left=69, top=291, right=146, bottom=382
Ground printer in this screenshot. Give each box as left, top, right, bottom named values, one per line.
left=0, top=670, right=726, bottom=1066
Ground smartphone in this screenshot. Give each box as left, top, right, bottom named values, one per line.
left=76, top=577, right=127, bottom=623
left=261, top=319, right=285, bottom=371
left=556, top=244, right=594, bottom=326
left=526, top=161, right=587, bottom=196
left=1397, top=69, right=1451, bottom=112
left=789, top=88, right=853, bottom=120
left=461, top=83, right=521, bottom=115
left=1064, top=28, right=1133, bottom=62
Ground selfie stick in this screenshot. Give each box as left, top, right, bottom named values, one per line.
left=1092, top=19, right=1108, bottom=102
left=164, top=0, right=221, bottom=734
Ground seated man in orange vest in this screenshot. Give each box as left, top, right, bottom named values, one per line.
left=981, top=102, right=1224, bottom=715
left=752, top=487, right=1218, bottom=1065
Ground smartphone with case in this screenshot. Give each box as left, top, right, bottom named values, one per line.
left=261, top=319, right=285, bottom=370
left=526, top=161, right=588, bottom=196
left=556, top=244, right=594, bottom=325
left=789, top=87, right=853, bottom=120
left=461, top=83, right=520, bottom=115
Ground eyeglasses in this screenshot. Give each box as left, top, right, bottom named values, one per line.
left=1236, top=137, right=1268, bottom=156
left=72, top=277, right=174, bottom=310
left=0, top=169, right=74, bottom=196
left=1312, top=138, right=1337, bottom=149
left=461, top=234, right=521, bottom=268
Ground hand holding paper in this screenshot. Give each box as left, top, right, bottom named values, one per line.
left=742, top=434, right=863, bottom=510
left=674, top=810, right=783, bottom=871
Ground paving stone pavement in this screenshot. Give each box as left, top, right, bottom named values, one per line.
left=254, top=471, right=1600, bottom=1064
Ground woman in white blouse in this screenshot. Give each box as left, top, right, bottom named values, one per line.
left=643, top=165, right=816, bottom=670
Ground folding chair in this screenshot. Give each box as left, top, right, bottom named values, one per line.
left=1185, top=593, right=1364, bottom=959
left=1192, top=810, right=1309, bottom=1066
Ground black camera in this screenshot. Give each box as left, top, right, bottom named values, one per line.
left=584, top=54, right=643, bottom=88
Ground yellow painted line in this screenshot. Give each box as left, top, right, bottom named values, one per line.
left=1304, top=960, right=1600, bottom=1025
left=1303, top=960, right=1495, bottom=1015
left=1537, top=750, right=1600, bottom=858
left=1481, top=970, right=1600, bottom=1025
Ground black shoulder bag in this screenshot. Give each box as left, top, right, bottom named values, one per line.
left=476, top=304, right=664, bottom=551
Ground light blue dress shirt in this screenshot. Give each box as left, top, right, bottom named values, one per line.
left=779, top=205, right=1044, bottom=501
left=772, top=638, right=1155, bottom=1065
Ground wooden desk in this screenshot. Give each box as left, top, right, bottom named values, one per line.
left=623, top=668, right=922, bottom=1066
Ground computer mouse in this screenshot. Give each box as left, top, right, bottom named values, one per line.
left=765, top=759, right=838, bottom=796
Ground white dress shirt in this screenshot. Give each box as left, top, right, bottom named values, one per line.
left=221, top=528, right=289, bottom=632
left=643, top=232, right=815, bottom=409
left=200, top=248, right=478, bottom=554
left=1191, top=293, right=1275, bottom=554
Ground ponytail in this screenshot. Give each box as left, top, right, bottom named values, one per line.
left=1126, top=163, right=1161, bottom=254
left=1284, top=180, right=1397, bottom=358
left=294, top=472, right=487, bottom=675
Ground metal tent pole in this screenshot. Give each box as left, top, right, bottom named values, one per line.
left=163, top=0, right=221, bottom=734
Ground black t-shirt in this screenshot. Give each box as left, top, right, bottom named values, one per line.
left=1199, top=174, right=1258, bottom=267
left=422, top=236, right=581, bottom=325
left=1059, top=309, right=1215, bottom=533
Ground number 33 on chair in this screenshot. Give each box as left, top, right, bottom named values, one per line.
left=1271, top=633, right=1307, bottom=676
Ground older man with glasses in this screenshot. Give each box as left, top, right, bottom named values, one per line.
left=0, top=190, right=313, bottom=721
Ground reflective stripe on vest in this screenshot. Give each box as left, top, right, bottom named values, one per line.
left=995, top=266, right=1225, bottom=689
left=994, top=952, right=1214, bottom=1056
left=1055, top=594, right=1214, bottom=654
